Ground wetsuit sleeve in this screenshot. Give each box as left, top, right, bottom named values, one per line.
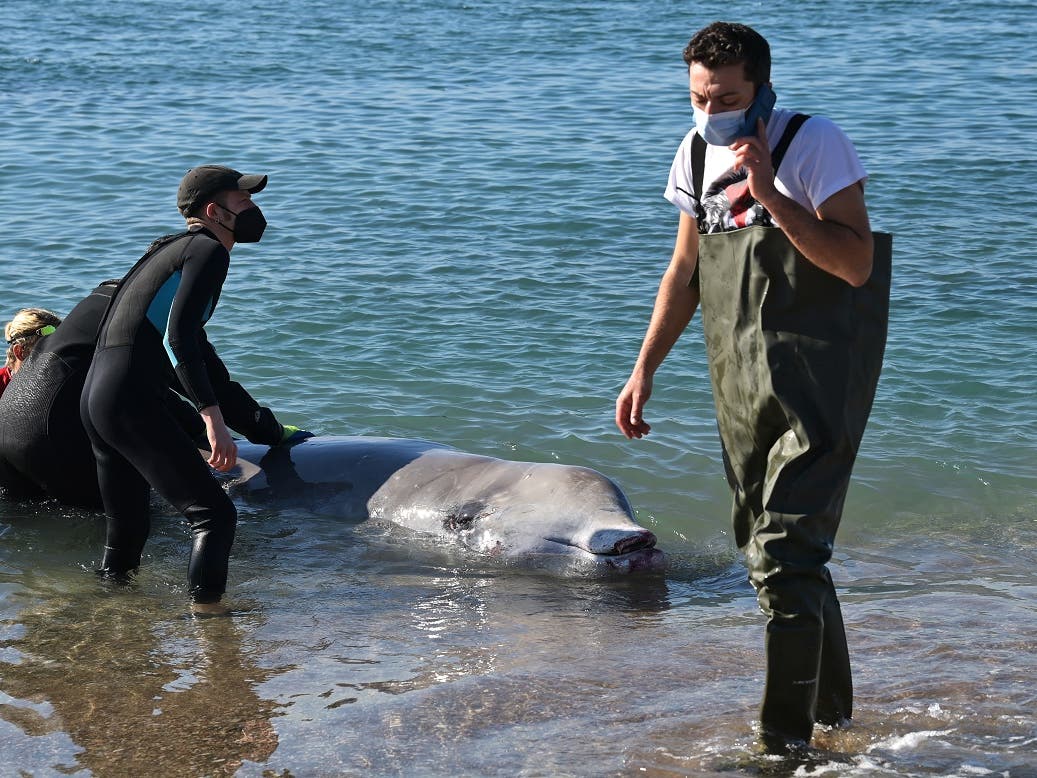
left=199, top=329, right=231, bottom=387
left=199, top=330, right=284, bottom=445
left=167, top=246, right=229, bottom=410
left=217, top=381, right=284, bottom=445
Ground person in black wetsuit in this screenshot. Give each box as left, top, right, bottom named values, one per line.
left=0, top=281, right=305, bottom=508
left=81, top=165, right=293, bottom=615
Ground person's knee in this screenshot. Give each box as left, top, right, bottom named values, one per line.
left=759, top=583, right=826, bottom=626
left=746, top=513, right=835, bottom=583
left=183, top=498, right=237, bottom=535
left=749, top=550, right=831, bottom=623
left=182, top=492, right=237, bottom=550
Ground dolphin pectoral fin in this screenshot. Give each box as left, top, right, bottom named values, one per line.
left=233, top=456, right=264, bottom=484
left=201, top=448, right=265, bottom=486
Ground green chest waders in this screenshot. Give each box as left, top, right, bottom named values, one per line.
left=696, top=226, right=892, bottom=746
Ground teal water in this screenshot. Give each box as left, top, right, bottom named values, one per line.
left=2, top=1, right=1036, bottom=776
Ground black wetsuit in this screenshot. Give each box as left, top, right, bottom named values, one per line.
left=0, top=280, right=285, bottom=512
left=81, top=228, right=269, bottom=602
left=0, top=284, right=116, bottom=506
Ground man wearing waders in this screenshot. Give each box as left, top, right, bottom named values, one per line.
left=616, top=21, right=891, bottom=753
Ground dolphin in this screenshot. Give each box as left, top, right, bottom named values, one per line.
left=227, top=436, right=664, bottom=573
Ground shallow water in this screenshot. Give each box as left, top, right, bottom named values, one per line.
left=2, top=0, right=1036, bottom=775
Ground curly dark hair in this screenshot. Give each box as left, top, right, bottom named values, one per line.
left=682, top=22, right=771, bottom=86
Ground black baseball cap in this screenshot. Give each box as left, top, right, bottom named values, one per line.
left=177, top=165, right=268, bottom=216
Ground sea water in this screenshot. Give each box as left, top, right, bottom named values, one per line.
left=1, top=1, right=1035, bottom=775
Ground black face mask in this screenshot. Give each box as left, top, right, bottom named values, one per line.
left=217, top=203, right=267, bottom=243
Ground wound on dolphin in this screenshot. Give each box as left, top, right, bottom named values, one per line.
left=443, top=501, right=492, bottom=532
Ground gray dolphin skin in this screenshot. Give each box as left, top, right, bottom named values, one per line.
left=228, top=436, right=665, bottom=573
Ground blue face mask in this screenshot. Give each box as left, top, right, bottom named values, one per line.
left=692, top=84, right=777, bottom=146
left=693, top=106, right=750, bottom=146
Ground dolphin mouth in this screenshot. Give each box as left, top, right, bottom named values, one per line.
left=605, top=547, right=667, bottom=572
left=546, top=529, right=658, bottom=557
left=611, top=530, right=657, bottom=555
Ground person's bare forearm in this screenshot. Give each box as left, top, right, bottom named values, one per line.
left=633, top=269, right=700, bottom=377
left=758, top=189, right=873, bottom=286
left=735, top=120, right=874, bottom=287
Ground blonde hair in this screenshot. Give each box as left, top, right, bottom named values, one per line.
left=5, top=308, right=62, bottom=369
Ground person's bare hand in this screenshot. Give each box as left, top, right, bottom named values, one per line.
left=616, top=372, right=653, bottom=439
left=200, top=405, right=237, bottom=473
left=731, top=119, right=777, bottom=204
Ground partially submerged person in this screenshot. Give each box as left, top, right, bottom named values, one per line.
left=615, top=22, right=890, bottom=753
left=0, top=280, right=306, bottom=508
left=80, top=165, right=307, bottom=615
left=1, top=308, right=61, bottom=395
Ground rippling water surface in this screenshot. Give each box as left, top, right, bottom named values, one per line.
left=2, top=1, right=1036, bottom=775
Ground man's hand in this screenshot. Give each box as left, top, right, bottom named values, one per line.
left=615, top=211, right=701, bottom=441
left=731, top=118, right=778, bottom=205
left=616, top=372, right=653, bottom=439
left=731, top=118, right=874, bottom=286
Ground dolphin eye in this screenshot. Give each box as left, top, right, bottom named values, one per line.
left=444, top=501, right=488, bottom=531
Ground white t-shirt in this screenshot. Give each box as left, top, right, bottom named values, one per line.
left=664, top=108, right=867, bottom=233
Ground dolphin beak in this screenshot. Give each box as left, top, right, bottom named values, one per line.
left=580, top=528, right=657, bottom=556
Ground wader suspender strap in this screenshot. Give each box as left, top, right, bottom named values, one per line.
left=691, top=113, right=812, bottom=201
